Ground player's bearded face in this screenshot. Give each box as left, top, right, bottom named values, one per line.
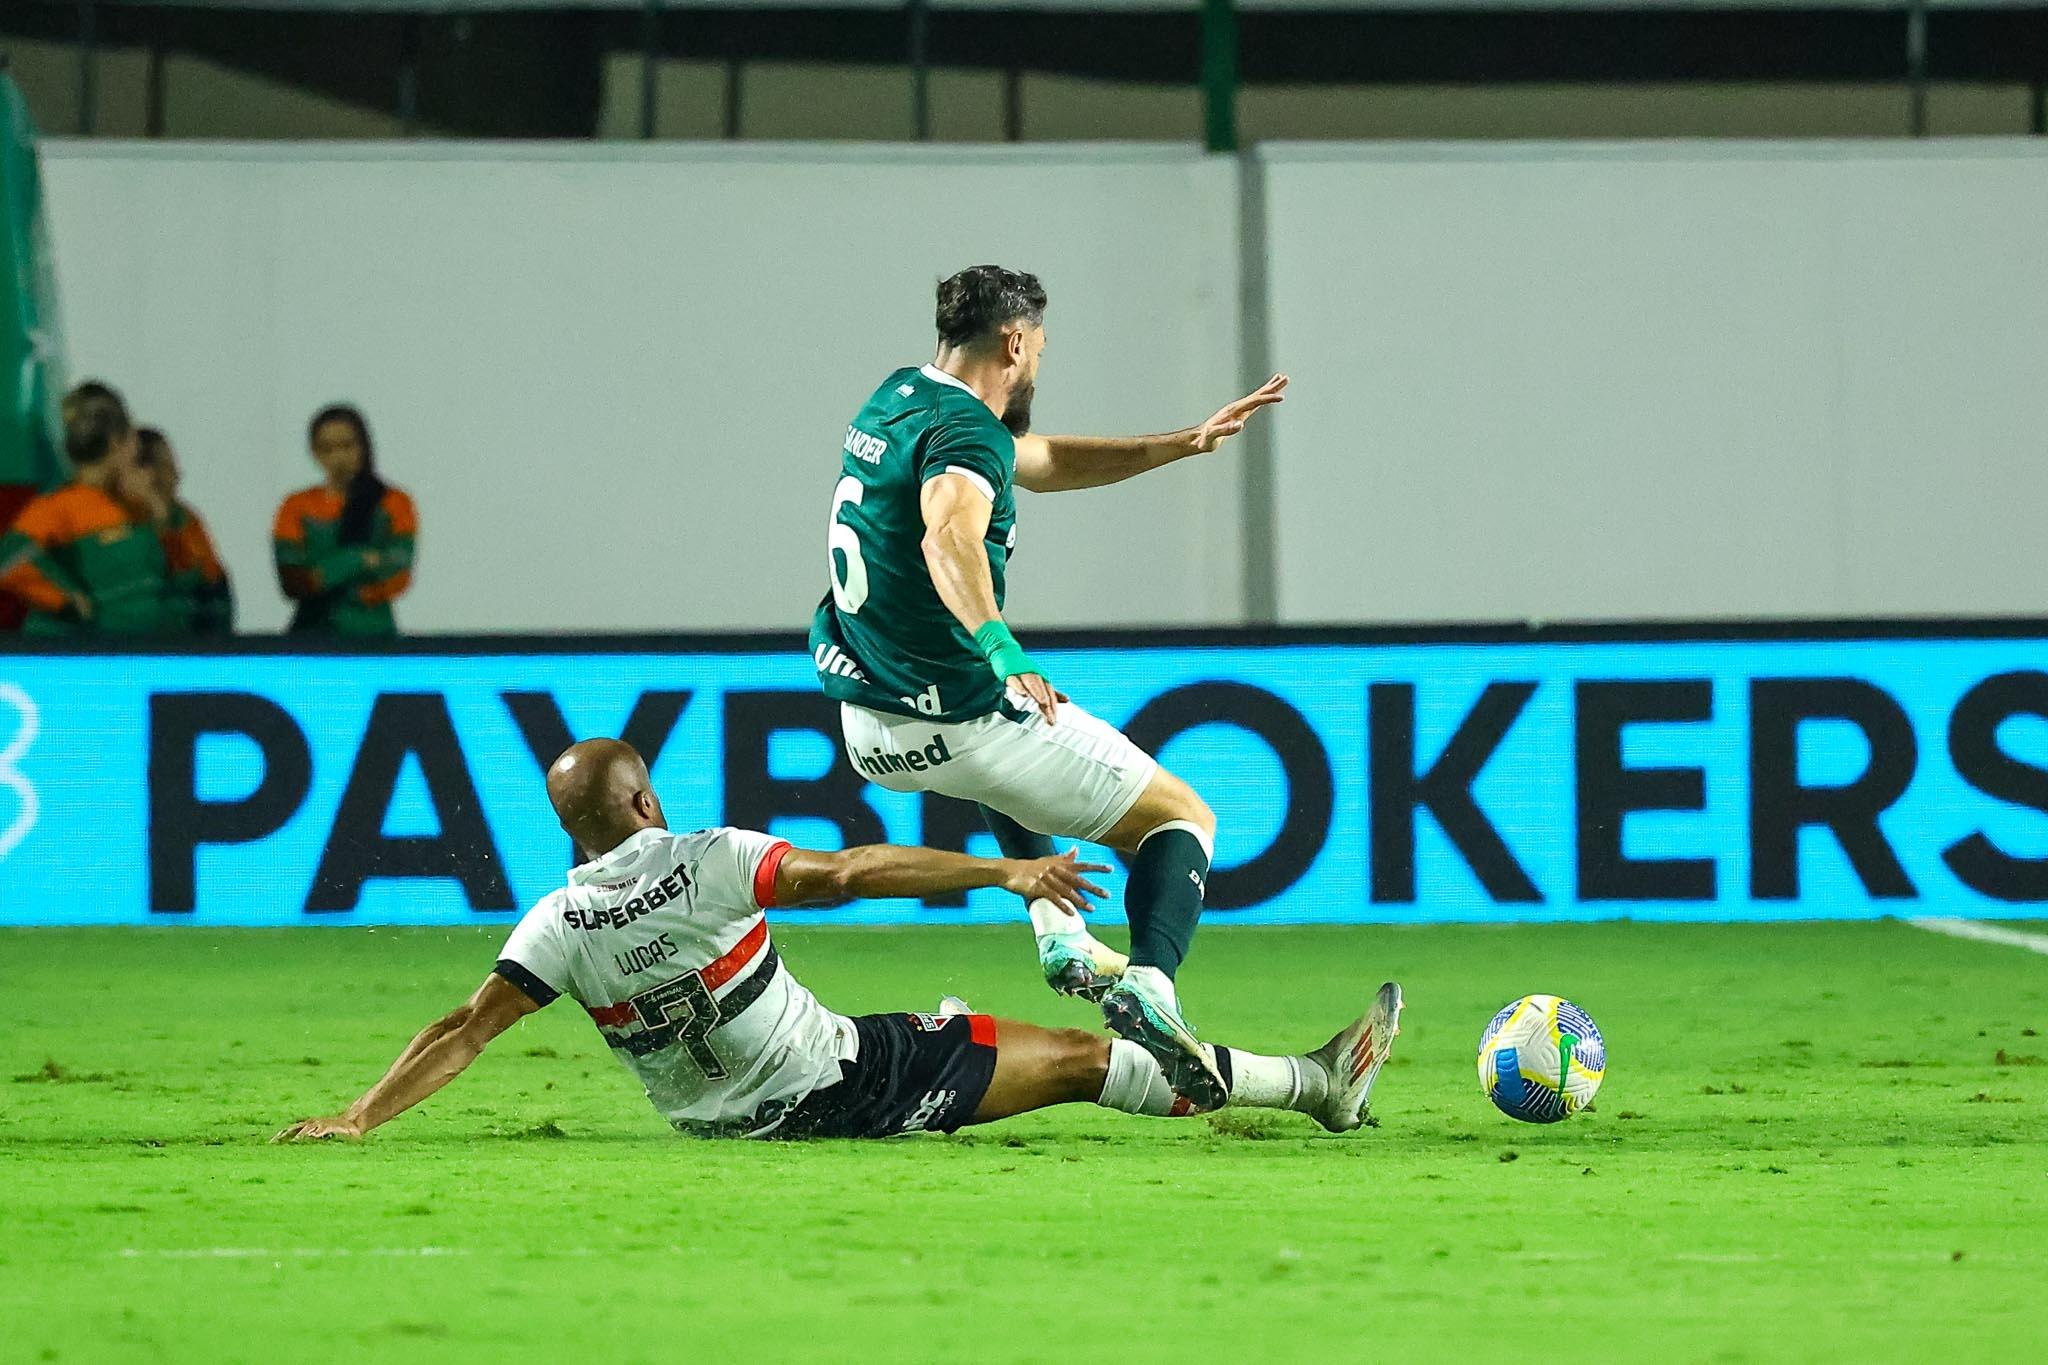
left=1001, top=327, right=1042, bottom=436
left=1000, top=380, right=1035, bottom=437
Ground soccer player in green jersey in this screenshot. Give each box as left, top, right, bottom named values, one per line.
left=811, top=265, right=1296, bottom=1110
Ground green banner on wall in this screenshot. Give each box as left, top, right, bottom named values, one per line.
left=1, top=69, right=68, bottom=492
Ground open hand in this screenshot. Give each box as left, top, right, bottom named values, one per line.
left=272, top=1115, right=365, bottom=1143
left=1004, top=848, right=1112, bottom=916
left=1190, top=373, right=1289, bottom=454
left=1011, top=671, right=1065, bottom=727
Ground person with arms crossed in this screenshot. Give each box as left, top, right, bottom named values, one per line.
left=276, top=740, right=1400, bottom=1144
left=273, top=403, right=417, bottom=636
left=810, top=265, right=1289, bottom=1109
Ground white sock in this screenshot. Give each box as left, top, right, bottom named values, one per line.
left=1028, top=897, right=1083, bottom=939
left=1120, top=964, right=1178, bottom=1008
left=1097, top=1040, right=1190, bottom=1117
left=1213, top=1047, right=1329, bottom=1114
left=1097, top=1040, right=1329, bottom=1118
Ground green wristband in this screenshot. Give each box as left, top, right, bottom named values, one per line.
left=973, top=620, right=1038, bottom=681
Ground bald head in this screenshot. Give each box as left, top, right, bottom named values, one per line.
left=546, top=739, right=665, bottom=858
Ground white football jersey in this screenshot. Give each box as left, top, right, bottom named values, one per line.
left=496, top=826, right=856, bottom=1137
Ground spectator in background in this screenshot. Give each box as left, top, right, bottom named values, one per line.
left=138, top=427, right=233, bottom=634
left=273, top=404, right=417, bottom=636
left=0, top=380, right=170, bottom=635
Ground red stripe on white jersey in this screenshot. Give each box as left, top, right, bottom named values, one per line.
left=702, top=917, right=770, bottom=992
left=753, top=840, right=793, bottom=909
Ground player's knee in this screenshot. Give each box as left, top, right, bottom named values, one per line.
left=1141, top=796, right=1215, bottom=849
left=1154, top=772, right=1215, bottom=838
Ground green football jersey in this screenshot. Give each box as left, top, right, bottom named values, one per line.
left=810, top=364, right=1019, bottom=722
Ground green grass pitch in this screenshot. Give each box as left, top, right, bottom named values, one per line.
left=4, top=921, right=2045, bottom=1363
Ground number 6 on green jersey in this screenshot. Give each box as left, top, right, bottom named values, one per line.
left=828, top=475, right=869, bottom=614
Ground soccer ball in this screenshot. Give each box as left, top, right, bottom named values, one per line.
left=1477, top=994, right=1605, bottom=1123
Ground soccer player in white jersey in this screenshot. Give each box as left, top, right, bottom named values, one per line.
left=810, top=264, right=1289, bottom=1110
left=277, top=740, right=1401, bottom=1143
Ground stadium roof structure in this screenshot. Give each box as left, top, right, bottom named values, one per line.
left=12, top=0, right=2046, bottom=148
left=49, top=0, right=2048, bottom=10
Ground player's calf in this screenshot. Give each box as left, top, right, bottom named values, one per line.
left=1095, top=771, right=1223, bottom=1105
left=970, top=1023, right=1113, bottom=1122
left=1100, top=769, right=1215, bottom=981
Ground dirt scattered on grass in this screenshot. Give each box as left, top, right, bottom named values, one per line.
left=1616, top=1111, right=1645, bottom=1121
left=1204, top=1111, right=1284, bottom=1141
left=13, top=1060, right=115, bottom=1084
left=512, top=1120, right=569, bottom=1140
left=1966, top=1092, right=2022, bottom=1104
left=298, top=1057, right=322, bottom=1067
left=1763, top=1166, right=1789, bottom=1175
left=1994, top=1050, right=2042, bottom=1066
left=2022, top=1028, right=2039, bottom=1038
left=1860, top=1059, right=1914, bottom=1069
left=523, top=1047, right=560, bottom=1059
left=1498, top=1150, right=1519, bottom=1163
left=89, top=1203, right=148, bottom=1214
left=395, top=1202, right=434, bottom=1217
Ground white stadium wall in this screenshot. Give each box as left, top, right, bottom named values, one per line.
left=1260, top=139, right=2048, bottom=624
left=39, top=141, right=1244, bottom=634
left=37, top=137, right=2048, bottom=633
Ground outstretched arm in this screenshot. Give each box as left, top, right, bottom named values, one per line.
left=273, top=972, right=542, bottom=1142
left=1012, top=374, right=1288, bottom=493
left=774, top=845, right=1110, bottom=916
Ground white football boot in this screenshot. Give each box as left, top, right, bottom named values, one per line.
left=1304, top=981, right=1405, bottom=1134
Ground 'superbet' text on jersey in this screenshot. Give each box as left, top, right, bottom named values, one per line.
left=495, top=826, right=855, bottom=1137
left=810, top=364, right=1019, bottom=722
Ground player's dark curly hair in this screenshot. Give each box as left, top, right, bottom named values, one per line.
left=61, top=380, right=132, bottom=466
left=934, top=265, right=1046, bottom=349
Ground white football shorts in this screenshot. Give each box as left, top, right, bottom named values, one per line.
left=839, top=693, right=1157, bottom=844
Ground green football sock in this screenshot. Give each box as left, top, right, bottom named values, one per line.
left=1125, top=823, right=1211, bottom=978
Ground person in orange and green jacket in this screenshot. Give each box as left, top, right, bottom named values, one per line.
left=273, top=404, right=417, bottom=637
left=0, top=380, right=171, bottom=635
left=138, top=426, right=233, bottom=635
